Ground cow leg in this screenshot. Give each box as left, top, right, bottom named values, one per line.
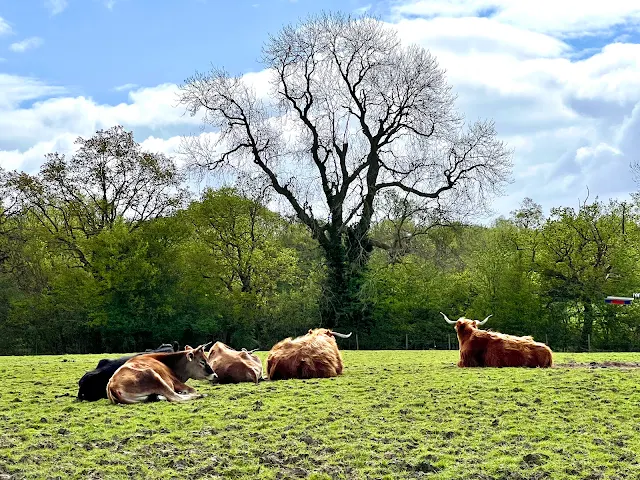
left=108, top=368, right=202, bottom=404
left=171, top=379, right=196, bottom=395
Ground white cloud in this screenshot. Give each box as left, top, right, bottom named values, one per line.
left=0, top=73, right=66, bottom=110
left=0, top=133, right=78, bottom=172
left=0, top=16, right=12, bottom=36
left=105, top=0, right=116, bottom=9
left=241, top=70, right=274, bottom=99
left=10, top=37, right=44, bottom=53
left=45, top=0, right=69, bottom=15
left=395, top=17, right=569, bottom=59
left=113, top=83, right=139, bottom=92
left=0, top=79, right=214, bottom=171
left=391, top=0, right=640, bottom=37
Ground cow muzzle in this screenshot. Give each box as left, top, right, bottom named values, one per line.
left=206, top=372, right=218, bottom=383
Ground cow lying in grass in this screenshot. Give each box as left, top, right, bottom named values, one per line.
left=441, top=312, right=553, bottom=368
left=267, top=328, right=352, bottom=380
left=77, top=342, right=180, bottom=401
left=205, top=342, right=263, bottom=384
left=106, top=343, right=216, bottom=404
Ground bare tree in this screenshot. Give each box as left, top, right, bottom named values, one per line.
left=178, top=12, right=512, bottom=328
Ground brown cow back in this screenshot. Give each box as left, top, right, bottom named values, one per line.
left=207, top=342, right=263, bottom=384
left=267, top=329, right=344, bottom=380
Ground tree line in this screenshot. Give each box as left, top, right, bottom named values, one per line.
left=0, top=125, right=638, bottom=354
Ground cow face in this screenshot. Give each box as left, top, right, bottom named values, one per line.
left=454, top=318, right=479, bottom=335
left=185, top=347, right=217, bottom=381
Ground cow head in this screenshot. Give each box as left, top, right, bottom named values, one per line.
left=440, top=312, right=492, bottom=333
left=184, top=343, right=217, bottom=381
left=308, top=328, right=353, bottom=339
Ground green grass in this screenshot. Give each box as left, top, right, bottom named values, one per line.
left=2, top=351, right=640, bottom=479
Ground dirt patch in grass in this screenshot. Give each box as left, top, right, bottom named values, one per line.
left=555, top=361, right=640, bottom=369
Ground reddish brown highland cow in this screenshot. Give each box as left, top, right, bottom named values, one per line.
left=267, top=328, right=352, bottom=380
left=206, top=341, right=263, bottom=384
left=441, top=312, right=553, bottom=368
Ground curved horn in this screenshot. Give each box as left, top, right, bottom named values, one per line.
left=247, top=348, right=259, bottom=353
left=477, top=314, right=492, bottom=326
left=440, top=312, right=456, bottom=325
left=332, top=331, right=352, bottom=338
left=194, top=341, right=213, bottom=351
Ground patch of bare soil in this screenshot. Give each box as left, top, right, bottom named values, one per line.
left=555, top=361, right=640, bottom=369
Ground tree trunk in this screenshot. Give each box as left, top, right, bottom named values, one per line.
left=580, top=302, right=594, bottom=352
left=319, top=228, right=373, bottom=332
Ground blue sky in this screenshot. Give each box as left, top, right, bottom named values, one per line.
left=1, top=0, right=640, bottom=220
left=0, top=0, right=375, bottom=104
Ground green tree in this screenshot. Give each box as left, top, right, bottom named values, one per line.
left=538, top=199, right=639, bottom=350
left=5, top=125, right=188, bottom=278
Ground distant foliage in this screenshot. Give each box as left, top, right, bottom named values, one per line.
left=0, top=130, right=639, bottom=354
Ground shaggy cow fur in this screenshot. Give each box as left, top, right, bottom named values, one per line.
left=442, top=313, right=553, bottom=368
left=267, top=328, right=351, bottom=380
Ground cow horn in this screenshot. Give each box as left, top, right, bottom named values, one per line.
left=332, top=331, right=352, bottom=338
left=440, top=312, right=456, bottom=325
left=477, top=314, right=492, bottom=326
left=193, top=341, right=212, bottom=352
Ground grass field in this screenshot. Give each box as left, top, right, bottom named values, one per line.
left=2, top=351, right=640, bottom=479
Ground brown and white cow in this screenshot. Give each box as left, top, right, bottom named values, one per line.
left=205, top=342, right=263, bottom=384
left=441, top=312, right=553, bottom=368
left=267, top=328, right=352, bottom=380
left=106, top=343, right=217, bottom=404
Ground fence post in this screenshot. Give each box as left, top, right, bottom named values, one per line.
left=406, top=334, right=408, bottom=350
left=588, top=334, right=591, bottom=352
left=356, top=333, right=359, bottom=351
left=448, top=334, right=451, bottom=350
left=545, top=334, right=548, bottom=346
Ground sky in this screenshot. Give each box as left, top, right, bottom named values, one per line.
left=1, top=0, right=639, bottom=221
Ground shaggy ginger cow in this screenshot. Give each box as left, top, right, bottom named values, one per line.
left=206, top=342, right=263, bottom=384
left=267, top=328, right=352, bottom=380
left=441, top=312, right=553, bottom=368
left=106, top=343, right=216, bottom=404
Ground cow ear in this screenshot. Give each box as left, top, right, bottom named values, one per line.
left=472, top=321, right=478, bottom=328
left=187, top=351, right=194, bottom=361
left=308, top=329, right=313, bottom=334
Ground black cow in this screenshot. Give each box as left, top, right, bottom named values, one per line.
left=77, top=342, right=181, bottom=401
